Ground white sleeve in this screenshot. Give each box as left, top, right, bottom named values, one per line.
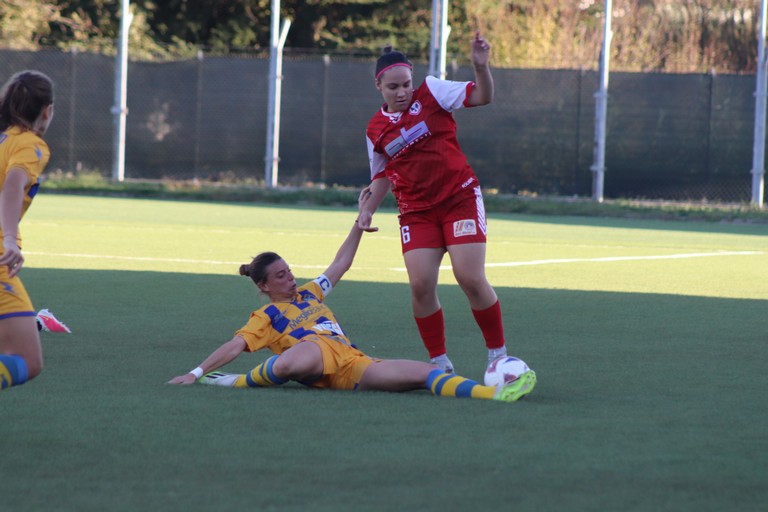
left=313, top=274, right=333, bottom=297
left=367, top=135, right=388, bottom=179
left=425, top=75, right=473, bottom=112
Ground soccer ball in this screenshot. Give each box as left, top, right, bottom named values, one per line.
left=484, top=356, right=531, bottom=387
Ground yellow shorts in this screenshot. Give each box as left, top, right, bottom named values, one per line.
left=303, top=334, right=377, bottom=390
left=0, top=267, right=35, bottom=321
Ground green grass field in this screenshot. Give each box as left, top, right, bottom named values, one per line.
left=4, top=194, right=767, bottom=511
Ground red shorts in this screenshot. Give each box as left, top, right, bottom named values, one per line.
left=398, top=186, right=487, bottom=253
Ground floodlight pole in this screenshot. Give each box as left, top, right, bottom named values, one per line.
left=264, top=0, right=290, bottom=189
left=111, top=0, right=131, bottom=182
left=751, top=0, right=767, bottom=208
left=591, top=0, right=613, bottom=203
left=428, top=0, right=450, bottom=78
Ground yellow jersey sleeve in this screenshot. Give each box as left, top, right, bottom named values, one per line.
left=235, top=310, right=274, bottom=353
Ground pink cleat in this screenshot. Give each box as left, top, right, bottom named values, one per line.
left=36, top=309, right=72, bottom=334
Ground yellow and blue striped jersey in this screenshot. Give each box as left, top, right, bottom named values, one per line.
left=236, top=275, right=355, bottom=354
left=0, top=126, right=50, bottom=245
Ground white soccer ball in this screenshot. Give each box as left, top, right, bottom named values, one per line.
left=484, top=356, right=531, bottom=387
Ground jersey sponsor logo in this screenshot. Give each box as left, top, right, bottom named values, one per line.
left=409, top=101, right=422, bottom=115
left=35, top=145, right=42, bottom=160
left=1, top=282, right=16, bottom=295
left=288, top=304, right=328, bottom=330
left=460, top=177, right=476, bottom=189
left=453, top=219, right=477, bottom=237
left=384, top=121, right=431, bottom=158
left=312, top=320, right=345, bottom=336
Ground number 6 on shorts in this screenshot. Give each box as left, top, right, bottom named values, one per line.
left=400, top=225, right=411, bottom=244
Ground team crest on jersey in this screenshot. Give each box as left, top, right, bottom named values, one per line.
left=409, top=101, right=422, bottom=115
left=453, top=220, right=477, bottom=237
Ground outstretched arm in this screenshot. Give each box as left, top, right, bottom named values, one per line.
left=168, top=336, right=247, bottom=384
left=321, top=188, right=380, bottom=286
left=466, top=31, right=494, bottom=107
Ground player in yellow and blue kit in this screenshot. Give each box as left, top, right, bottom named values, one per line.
left=0, top=70, right=55, bottom=391
left=168, top=192, right=536, bottom=402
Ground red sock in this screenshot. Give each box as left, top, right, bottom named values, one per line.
left=415, top=309, right=446, bottom=358
left=472, top=300, right=505, bottom=350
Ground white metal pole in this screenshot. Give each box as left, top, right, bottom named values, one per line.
left=439, top=18, right=451, bottom=79
left=751, top=0, right=767, bottom=207
left=264, top=0, right=280, bottom=188
left=268, top=19, right=291, bottom=188
left=111, top=0, right=131, bottom=182
left=428, top=0, right=449, bottom=78
left=429, top=0, right=440, bottom=78
left=591, top=0, right=612, bottom=203
left=438, top=0, right=449, bottom=79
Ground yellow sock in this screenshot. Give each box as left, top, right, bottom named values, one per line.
left=236, top=355, right=288, bottom=388
left=426, top=369, right=496, bottom=399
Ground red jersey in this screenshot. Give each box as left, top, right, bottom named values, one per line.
left=366, top=76, right=480, bottom=214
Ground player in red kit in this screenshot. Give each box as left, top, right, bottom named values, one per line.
left=359, top=32, right=512, bottom=375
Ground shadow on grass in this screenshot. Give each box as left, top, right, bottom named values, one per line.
left=6, top=267, right=766, bottom=511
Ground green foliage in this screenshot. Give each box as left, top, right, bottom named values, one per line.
left=0, top=0, right=759, bottom=71
left=0, top=0, right=60, bottom=50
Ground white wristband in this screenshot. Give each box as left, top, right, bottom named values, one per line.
left=190, top=367, right=204, bottom=379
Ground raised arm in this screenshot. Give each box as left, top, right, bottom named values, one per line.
left=167, top=335, right=247, bottom=384
left=321, top=188, right=381, bottom=286
left=466, top=31, right=494, bottom=107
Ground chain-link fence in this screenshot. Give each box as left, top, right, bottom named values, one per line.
left=0, top=48, right=759, bottom=202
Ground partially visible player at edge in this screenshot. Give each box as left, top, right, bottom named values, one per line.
left=359, top=31, right=511, bottom=373
left=168, top=191, right=536, bottom=403
left=0, top=70, right=56, bottom=391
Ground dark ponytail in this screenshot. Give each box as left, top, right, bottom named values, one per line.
left=0, top=70, right=54, bottom=132
left=240, top=252, right=282, bottom=286
left=375, top=47, right=412, bottom=80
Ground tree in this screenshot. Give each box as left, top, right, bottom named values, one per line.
left=0, top=0, right=759, bottom=72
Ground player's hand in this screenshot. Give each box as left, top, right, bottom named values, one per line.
left=471, top=31, right=491, bottom=67
left=357, top=213, right=379, bottom=233
left=167, top=373, right=199, bottom=385
left=0, top=239, right=24, bottom=278
left=357, top=187, right=379, bottom=232
left=358, top=186, right=372, bottom=207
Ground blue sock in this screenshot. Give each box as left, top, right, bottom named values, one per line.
left=237, top=355, right=289, bottom=388
left=0, top=354, right=29, bottom=390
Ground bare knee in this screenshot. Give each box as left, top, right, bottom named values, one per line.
left=409, top=276, right=436, bottom=300
left=455, top=275, right=495, bottom=304
left=272, top=356, right=306, bottom=379
left=273, top=345, right=323, bottom=380
left=25, top=355, right=43, bottom=380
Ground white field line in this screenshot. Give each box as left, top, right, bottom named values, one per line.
left=26, top=250, right=764, bottom=271
left=25, top=251, right=327, bottom=268
left=415, top=250, right=766, bottom=272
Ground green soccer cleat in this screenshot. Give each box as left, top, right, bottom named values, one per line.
left=199, top=371, right=239, bottom=387
left=493, top=370, right=537, bottom=402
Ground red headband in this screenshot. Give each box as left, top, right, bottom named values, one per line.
left=376, top=63, right=412, bottom=80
